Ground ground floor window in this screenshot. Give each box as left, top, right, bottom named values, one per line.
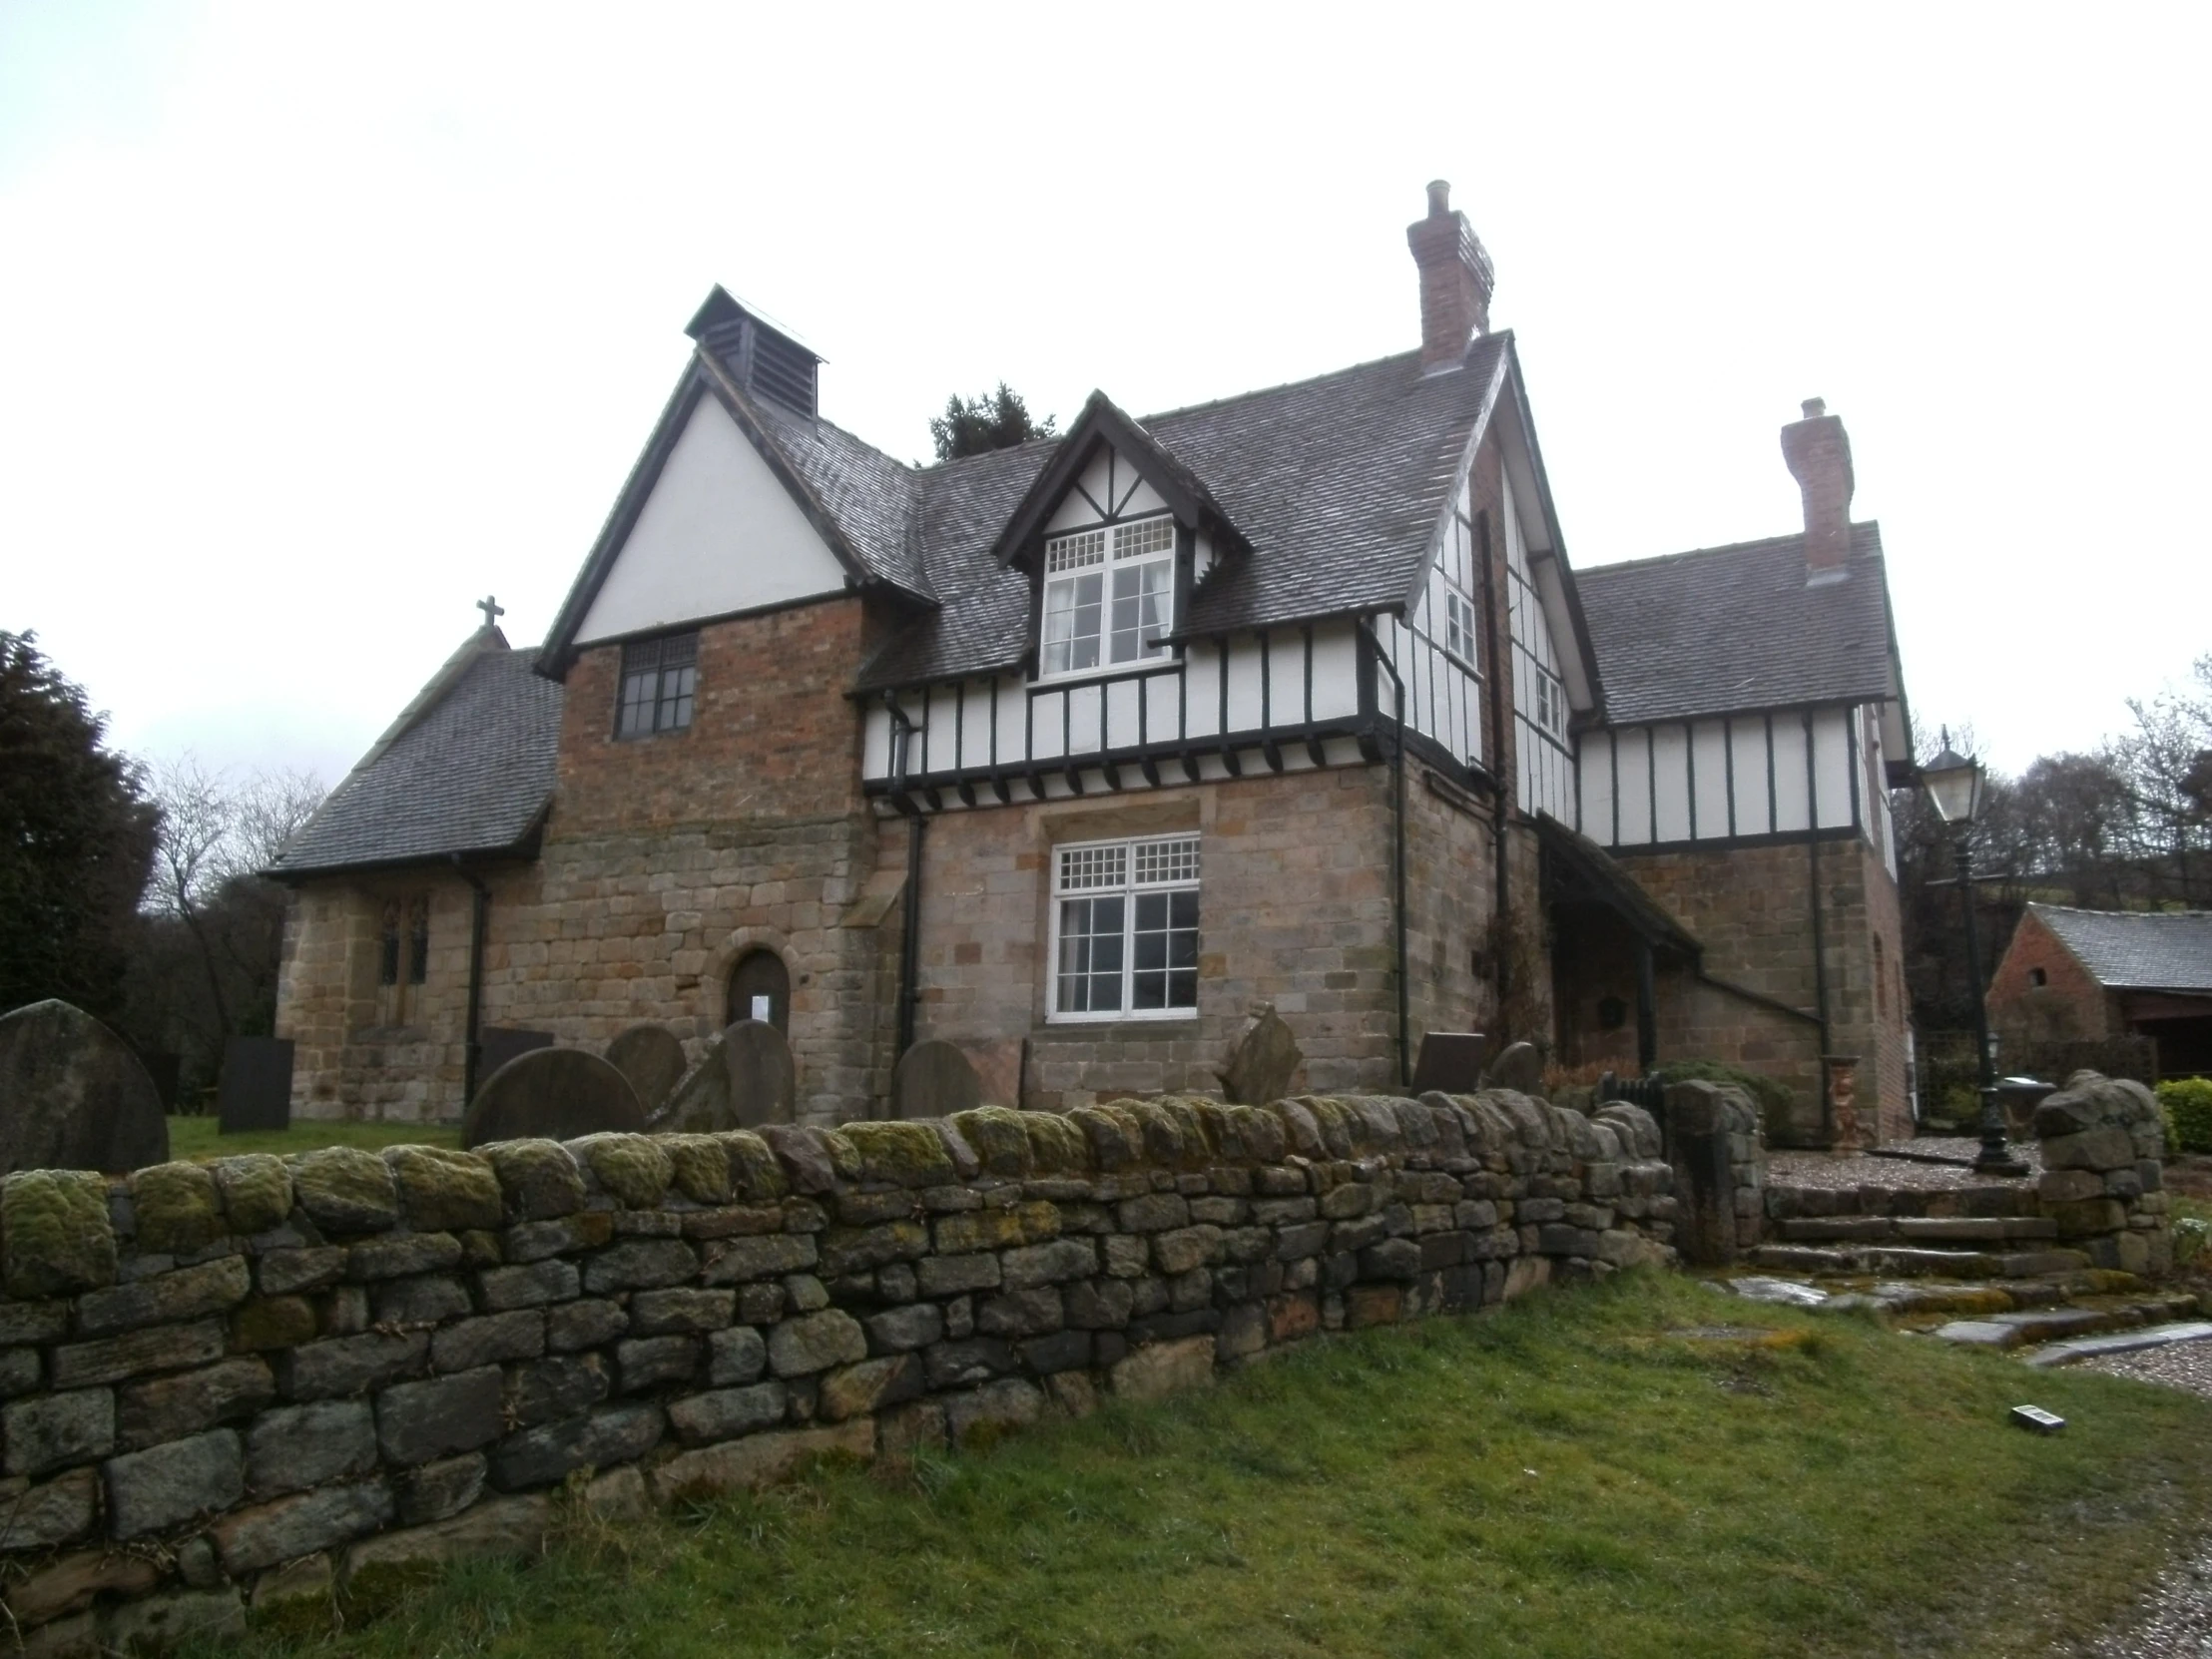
left=1051, top=833, right=1200, bottom=1019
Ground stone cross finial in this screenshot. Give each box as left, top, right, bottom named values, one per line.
left=477, top=595, right=504, bottom=629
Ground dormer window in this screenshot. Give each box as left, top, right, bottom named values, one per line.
left=1040, top=514, right=1175, bottom=679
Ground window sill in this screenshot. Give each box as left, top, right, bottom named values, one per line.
left=1031, top=658, right=1180, bottom=691
left=1041, top=1010, right=1201, bottom=1028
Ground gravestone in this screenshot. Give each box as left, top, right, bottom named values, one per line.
left=217, top=1036, right=293, bottom=1134
left=893, top=1040, right=983, bottom=1120
left=461, top=1048, right=646, bottom=1150
left=478, top=1027, right=554, bottom=1080
left=605, top=1025, right=688, bottom=1115
left=951, top=1036, right=1025, bottom=1109
left=0, top=1000, right=170, bottom=1173
left=652, top=1019, right=796, bottom=1132
left=1481, top=1040, right=1545, bottom=1095
left=140, top=1052, right=182, bottom=1112
left=1410, top=1031, right=1486, bottom=1096
left=1216, top=1003, right=1302, bottom=1106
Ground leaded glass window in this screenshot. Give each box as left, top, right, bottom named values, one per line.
left=616, top=632, right=699, bottom=739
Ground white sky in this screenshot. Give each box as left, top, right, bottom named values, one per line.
left=3, top=1, right=2206, bottom=786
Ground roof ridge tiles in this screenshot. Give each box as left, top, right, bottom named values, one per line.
left=1578, top=519, right=1884, bottom=579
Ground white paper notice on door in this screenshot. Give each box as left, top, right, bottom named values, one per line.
left=750, top=995, right=773, bottom=1022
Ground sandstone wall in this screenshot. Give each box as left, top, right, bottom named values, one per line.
left=0, top=1090, right=1673, bottom=1646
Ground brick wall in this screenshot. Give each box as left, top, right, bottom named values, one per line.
left=0, top=1092, right=1676, bottom=1642
left=1986, top=908, right=2113, bottom=1046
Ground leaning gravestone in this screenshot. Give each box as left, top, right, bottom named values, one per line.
left=217, top=1035, right=293, bottom=1134
left=1217, top=1003, right=1302, bottom=1105
left=461, top=1048, right=646, bottom=1150
left=605, top=1024, right=688, bottom=1115
left=1411, top=1031, right=1487, bottom=1096
left=652, top=1019, right=796, bottom=1132
left=893, top=1040, right=983, bottom=1120
left=0, top=1000, right=170, bottom=1173
left=1482, top=1040, right=1545, bottom=1096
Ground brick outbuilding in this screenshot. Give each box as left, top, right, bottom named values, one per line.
left=1988, top=903, right=2212, bottom=1078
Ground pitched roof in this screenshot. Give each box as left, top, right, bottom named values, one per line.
left=1575, top=522, right=1900, bottom=726
left=2031, top=903, right=2212, bottom=992
left=844, top=337, right=1513, bottom=691
left=271, top=635, right=563, bottom=876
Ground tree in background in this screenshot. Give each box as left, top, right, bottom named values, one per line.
left=2114, top=652, right=2212, bottom=906
left=124, top=759, right=323, bottom=1097
left=0, top=632, right=160, bottom=1020
left=929, top=384, right=1058, bottom=461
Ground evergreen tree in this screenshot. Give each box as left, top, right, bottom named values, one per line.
left=0, top=632, right=160, bottom=1017
left=929, top=383, right=1057, bottom=461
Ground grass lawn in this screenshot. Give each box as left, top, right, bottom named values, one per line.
left=195, top=1271, right=2212, bottom=1659
left=164, top=1116, right=460, bottom=1161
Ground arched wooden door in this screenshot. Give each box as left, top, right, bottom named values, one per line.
left=728, top=949, right=791, bottom=1035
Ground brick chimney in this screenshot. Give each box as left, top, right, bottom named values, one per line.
left=1406, top=180, right=1495, bottom=371
left=1780, top=397, right=1856, bottom=584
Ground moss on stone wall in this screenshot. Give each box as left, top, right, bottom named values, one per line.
left=384, top=1147, right=504, bottom=1234
left=573, top=1135, right=674, bottom=1209
left=839, top=1123, right=955, bottom=1188
left=129, top=1163, right=223, bottom=1255
left=2, top=1170, right=116, bottom=1296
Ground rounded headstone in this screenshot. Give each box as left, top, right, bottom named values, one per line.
left=892, top=1040, right=983, bottom=1121
left=1482, top=1040, right=1546, bottom=1096
left=462, top=1048, right=646, bottom=1150
left=651, top=1020, right=795, bottom=1132
left=604, top=1025, right=688, bottom=1114
left=0, top=1000, right=170, bottom=1173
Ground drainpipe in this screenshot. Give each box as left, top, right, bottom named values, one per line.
left=1803, top=711, right=1834, bottom=1141
left=883, top=694, right=925, bottom=1080
left=1362, top=623, right=1411, bottom=1089
left=1475, top=511, right=1512, bottom=1019
left=450, top=856, right=490, bottom=1110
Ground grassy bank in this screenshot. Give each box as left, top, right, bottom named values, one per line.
left=165, top=1117, right=460, bottom=1161
left=194, top=1271, right=2212, bottom=1659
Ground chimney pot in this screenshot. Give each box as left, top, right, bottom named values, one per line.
left=1780, top=399, right=1856, bottom=582
left=1406, top=181, right=1495, bottom=370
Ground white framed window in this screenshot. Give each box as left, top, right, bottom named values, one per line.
left=1444, top=588, right=1478, bottom=665
left=1435, top=496, right=1480, bottom=668
left=1040, top=514, right=1176, bottom=679
left=1050, top=833, right=1200, bottom=1020
left=1532, top=667, right=1567, bottom=738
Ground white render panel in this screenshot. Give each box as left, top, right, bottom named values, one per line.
left=1652, top=725, right=1692, bottom=842
left=1044, top=444, right=1169, bottom=531
left=1224, top=636, right=1265, bottom=733
left=1616, top=729, right=1654, bottom=845
left=1106, top=677, right=1143, bottom=751
left=1813, top=707, right=1854, bottom=830
left=1581, top=731, right=1614, bottom=842
left=1691, top=721, right=1731, bottom=838
left=1729, top=718, right=1772, bottom=835
left=1771, top=718, right=1811, bottom=832
left=862, top=703, right=892, bottom=778
left=576, top=395, right=847, bottom=644
left=1310, top=623, right=1360, bottom=720
left=1186, top=642, right=1223, bottom=739
left=994, top=675, right=1025, bottom=763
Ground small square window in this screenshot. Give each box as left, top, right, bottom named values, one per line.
left=616, top=632, right=699, bottom=739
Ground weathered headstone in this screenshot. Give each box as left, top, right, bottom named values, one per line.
left=1481, top=1040, right=1545, bottom=1096
left=1410, top=1031, right=1486, bottom=1096
left=604, top=1025, right=688, bottom=1115
left=478, top=1027, right=554, bottom=1080
left=461, top=1048, right=646, bottom=1150
left=652, top=1020, right=796, bottom=1132
left=217, top=1036, right=293, bottom=1134
left=1216, top=1003, right=1302, bottom=1106
left=892, top=1040, right=982, bottom=1120
left=951, top=1036, right=1025, bottom=1109
left=0, top=1000, right=170, bottom=1173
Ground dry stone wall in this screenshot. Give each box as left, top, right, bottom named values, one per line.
left=0, top=1090, right=1675, bottom=1649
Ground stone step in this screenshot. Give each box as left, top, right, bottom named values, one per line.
left=1933, top=1300, right=2207, bottom=1354
left=2026, top=1321, right=2212, bottom=1369
left=1745, top=1243, right=2091, bottom=1280
left=1777, top=1218, right=1899, bottom=1243
left=1765, top=1183, right=2038, bottom=1222
left=1895, top=1217, right=2058, bottom=1244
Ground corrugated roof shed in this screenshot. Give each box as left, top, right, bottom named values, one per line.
left=2033, top=903, right=2212, bottom=992
left=1575, top=523, right=1899, bottom=725
left=272, top=637, right=563, bottom=876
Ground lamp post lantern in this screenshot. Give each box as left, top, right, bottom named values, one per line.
left=1923, top=731, right=2027, bottom=1177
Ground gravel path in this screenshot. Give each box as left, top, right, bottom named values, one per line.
left=2076, top=1337, right=2212, bottom=1656
left=1766, top=1148, right=2039, bottom=1192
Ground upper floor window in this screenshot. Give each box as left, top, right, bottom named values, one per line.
left=1532, top=667, right=1567, bottom=739
left=617, top=632, right=698, bottom=739
left=1052, top=833, right=1200, bottom=1019
left=1041, top=514, right=1175, bottom=679
left=1436, top=494, right=1479, bottom=668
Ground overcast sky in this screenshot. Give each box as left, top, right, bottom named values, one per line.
left=4, top=2, right=2205, bottom=790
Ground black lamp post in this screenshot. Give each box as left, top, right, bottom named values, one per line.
left=1922, top=731, right=2028, bottom=1177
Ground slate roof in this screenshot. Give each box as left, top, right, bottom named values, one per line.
left=740, top=337, right=1514, bottom=693
left=2032, top=903, right=2212, bottom=993
left=1574, top=523, right=1900, bottom=726
left=271, top=636, right=563, bottom=876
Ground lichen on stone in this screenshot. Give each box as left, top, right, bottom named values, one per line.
left=384, top=1146, right=504, bottom=1233
left=570, top=1134, right=673, bottom=1209
left=1020, top=1112, right=1092, bottom=1177
left=1189, top=1100, right=1238, bottom=1162
left=718, top=1132, right=789, bottom=1202
left=1228, top=1104, right=1287, bottom=1165
left=820, top=1129, right=862, bottom=1183
left=663, top=1135, right=733, bottom=1205
left=839, top=1122, right=955, bottom=1188
left=480, top=1140, right=585, bottom=1221
left=1125, top=1099, right=1196, bottom=1168
left=230, top=1293, right=316, bottom=1351
left=2, top=1169, right=118, bottom=1297
left=950, top=1108, right=1033, bottom=1179
left=129, top=1161, right=223, bottom=1255
left=1300, top=1096, right=1359, bottom=1160
left=286, top=1147, right=399, bottom=1234
left=212, top=1155, right=292, bottom=1236
left=1069, top=1104, right=1142, bottom=1171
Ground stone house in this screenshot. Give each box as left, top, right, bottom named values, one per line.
left=270, top=181, right=1917, bottom=1144
left=1986, top=903, right=2212, bottom=1078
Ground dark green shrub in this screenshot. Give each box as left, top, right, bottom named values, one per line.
left=1652, top=1059, right=1796, bottom=1123
left=2158, top=1078, right=2212, bottom=1156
